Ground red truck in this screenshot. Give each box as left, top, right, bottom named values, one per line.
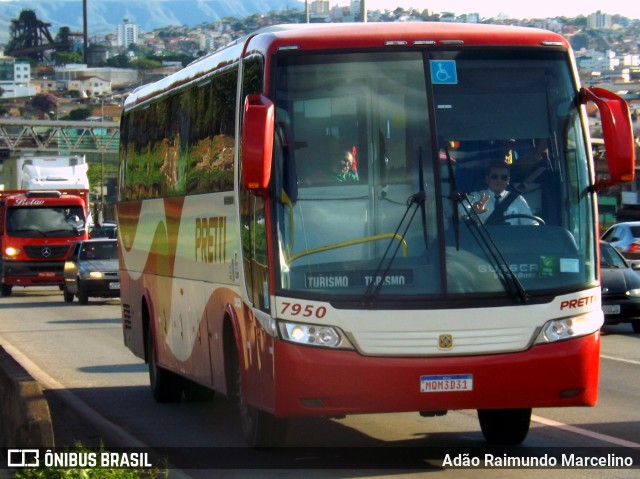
left=0, top=189, right=89, bottom=296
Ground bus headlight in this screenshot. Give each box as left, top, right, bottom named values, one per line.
left=534, top=311, right=603, bottom=344
left=278, top=321, right=353, bottom=349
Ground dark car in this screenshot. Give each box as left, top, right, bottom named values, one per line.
left=89, top=221, right=117, bottom=239
left=600, top=240, right=640, bottom=333
left=600, top=221, right=640, bottom=264
left=63, top=239, right=120, bottom=304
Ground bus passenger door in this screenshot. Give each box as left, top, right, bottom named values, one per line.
left=239, top=191, right=276, bottom=410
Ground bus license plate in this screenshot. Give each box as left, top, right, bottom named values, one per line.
left=602, top=304, right=620, bottom=314
left=109, top=282, right=120, bottom=290
left=420, top=374, right=473, bottom=393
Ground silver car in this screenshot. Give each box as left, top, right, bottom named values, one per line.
left=63, top=239, right=120, bottom=304
left=601, top=221, right=640, bottom=264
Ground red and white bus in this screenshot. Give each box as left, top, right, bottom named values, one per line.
left=117, top=23, right=635, bottom=446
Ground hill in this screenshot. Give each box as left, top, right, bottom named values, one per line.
left=0, top=0, right=304, bottom=45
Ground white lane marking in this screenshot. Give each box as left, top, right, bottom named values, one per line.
left=532, top=415, right=640, bottom=448
left=601, top=354, right=640, bottom=366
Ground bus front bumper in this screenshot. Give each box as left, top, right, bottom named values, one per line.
left=271, top=332, right=600, bottom=417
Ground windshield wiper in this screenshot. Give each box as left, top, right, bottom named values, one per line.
left=456, top=193, right=530, bottom=303
left=362, top=191, right=425, bottom=307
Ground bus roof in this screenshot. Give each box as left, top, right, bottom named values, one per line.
left=124, top=22, right=569, bottom=109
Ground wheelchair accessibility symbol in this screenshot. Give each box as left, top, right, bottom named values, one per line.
left=430, top=60, right=458, bottom=84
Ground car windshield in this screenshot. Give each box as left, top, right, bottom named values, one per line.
left=89, top=224, right=117, bottom=239
left=80, top=242, right=117, bottom=260
left=271, top=48, right=594, bottom=303
left=600, top=243, right=628, bottom=268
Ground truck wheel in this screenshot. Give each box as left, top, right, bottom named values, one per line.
left=1, top=284, right=12, bottom=297
left=77, top=280, right=89, bottom=304
left=477, top=408, right=531, bottom=445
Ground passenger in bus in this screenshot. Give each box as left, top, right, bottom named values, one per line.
left=330, top=150, right=359, bottom=182
left=464, top=161, right=536, bottom=225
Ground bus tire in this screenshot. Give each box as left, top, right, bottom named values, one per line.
left=146, top=326, right=183, bottom=403
left=183, top=379, right=215, bottom=402
left=477, top=408, right=531, bottom=445
left=1, top=283, right=12, bottom=297
left=230, top=343, right=287, bottom=447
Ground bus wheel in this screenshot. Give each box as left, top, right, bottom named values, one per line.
left=183, top=379, right=215, bottom=402
left=477, top=408, right=531, bottom=445
left=1, top=283, right=12, bottom=297
left=231, top=347, right=287, bottom=447
left=146, top=327, right=182, bottom=403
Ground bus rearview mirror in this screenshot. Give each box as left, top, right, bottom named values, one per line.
left=242, top=94, right=274, bottom=193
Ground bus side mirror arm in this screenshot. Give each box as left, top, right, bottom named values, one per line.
left=241, top=94, right=274, bottom=195
left=580, top=87, right=636, bottom=191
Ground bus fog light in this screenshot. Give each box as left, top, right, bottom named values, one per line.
left=279, top=321, right=352, bottom=349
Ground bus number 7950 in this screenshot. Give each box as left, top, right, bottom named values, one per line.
left=280, top=301, right=327, bottom=319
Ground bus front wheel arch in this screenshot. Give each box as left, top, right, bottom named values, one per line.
left=225, top=318, right=287, bottom=447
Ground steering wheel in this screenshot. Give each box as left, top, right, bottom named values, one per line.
left=500, top=214, right=545, bottom=225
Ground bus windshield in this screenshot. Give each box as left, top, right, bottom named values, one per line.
left=273, top=49, right=594, bottom=301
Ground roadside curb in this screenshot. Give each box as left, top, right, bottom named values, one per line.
left=0, top=345, right=54, bottom=448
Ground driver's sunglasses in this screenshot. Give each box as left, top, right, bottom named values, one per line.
left=490, top=173, right=509, bottom=181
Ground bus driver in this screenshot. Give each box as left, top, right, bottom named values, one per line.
left=465, top=161, right=536, bottom=225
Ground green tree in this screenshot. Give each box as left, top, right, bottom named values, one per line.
left=29, top=93, right=58, bottom=117
left=63, top=107, right=94, bottom=121
left=54, top=51, right=84, bottom=65
left=149, top=53, right=196, bottom=67
left=129, top=57, right=162, bottom=70
left=106, top=54, right=130, bottom=68
left=570, top=33, right=590, bottom=50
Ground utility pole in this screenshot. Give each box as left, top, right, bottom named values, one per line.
left=83, top=0, right=88, bottom=63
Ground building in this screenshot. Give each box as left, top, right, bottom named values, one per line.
left=310, top=0, right=330, bottom=16
left=117, top=18, right=141, bottom=48
left=68, top=75, right=112, bottom=98
left=0, top=56, right=36, bottom=99
left=31, top=78, right=62, bottom=95
left=587, top=10, right=612, bottom=29
left=54, top=64, right=139, bottom=90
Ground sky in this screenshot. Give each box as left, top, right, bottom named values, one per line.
left=343, top=0, right=640, bottom=20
